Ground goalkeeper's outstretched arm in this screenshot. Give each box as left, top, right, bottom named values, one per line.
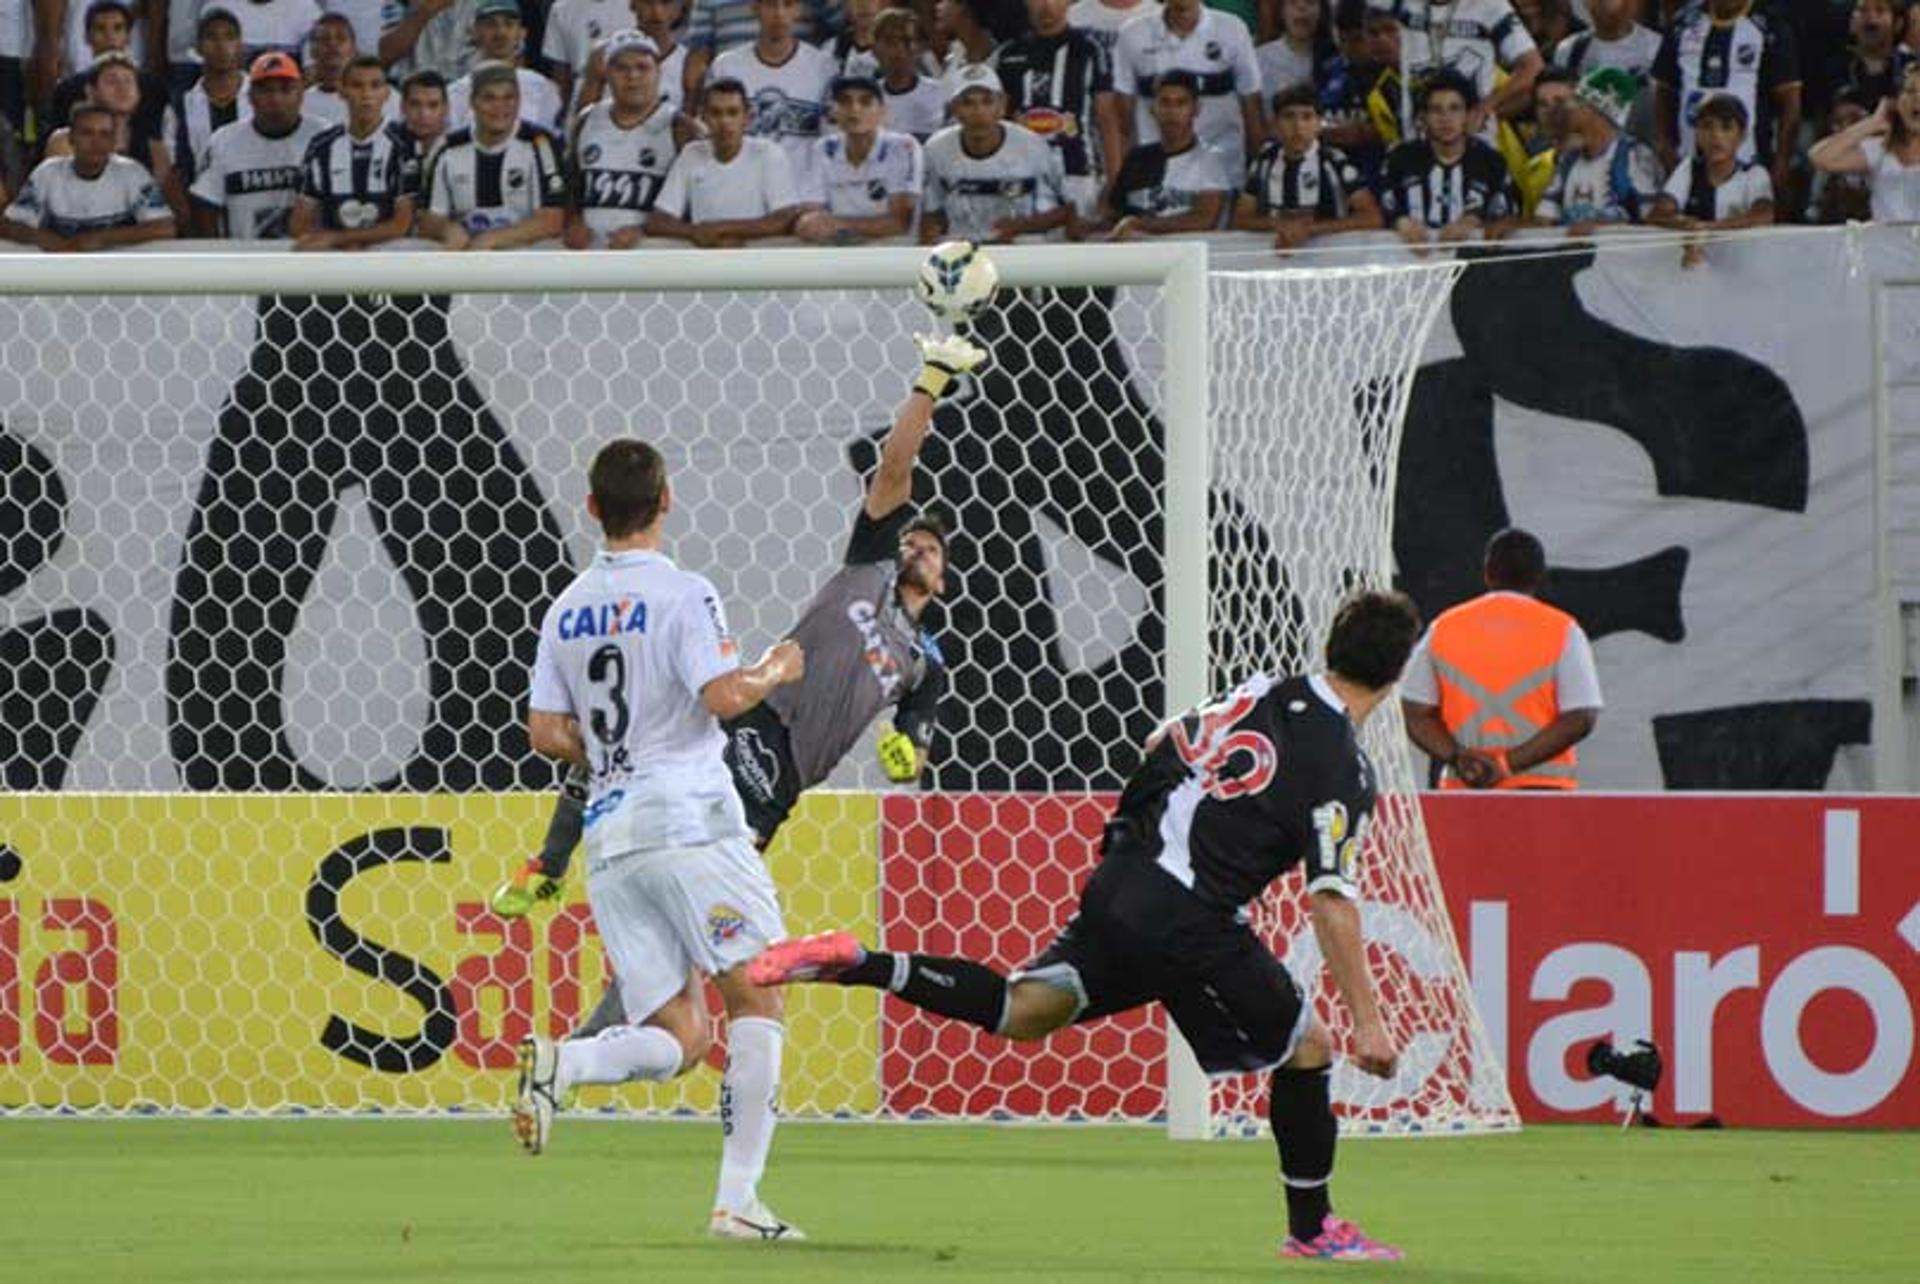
left=865, top=334, right=987, bottom=519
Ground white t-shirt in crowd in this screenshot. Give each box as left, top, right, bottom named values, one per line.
left=1861, top=136, right=1920, bottom=224
left=653, top=135, right=798, bottom=223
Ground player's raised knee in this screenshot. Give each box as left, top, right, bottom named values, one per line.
left=1001, top=978, right=1079, bottom=1040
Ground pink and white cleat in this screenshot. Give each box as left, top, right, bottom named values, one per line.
left=745, top=931, right=864, bottom=986
left=1279, top=1215, right=1405, bottom=1263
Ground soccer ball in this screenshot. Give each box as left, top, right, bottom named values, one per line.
left=915, top=240, right=999, bottom=323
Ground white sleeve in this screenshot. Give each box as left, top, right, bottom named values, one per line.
left=1398, top=632, right=1439, bottom=705
left=655, top=150, right=691, bottom=218
left=922, top=145, right=946, bottom=211
left=672, top=576, right=742, bottom=698
left=528, top=609, right=573, bottom=714
left=895, top=135, right=923, bottom=197
left=1230, top=22, right=1261, bottom=96
left=5, top=164, right=47, bottom=228
left=1112, top=24, right=1141, bottom=97
left=1555, top=624, right=1604, bottom=711
left=1198, top=145, right=1234, bottom=192
left=763, top=143, right=797, bottom=210
left=541, top=4, right=571, bottom=68
left=133, top=169, right=173, bottom=223
left=1661, top=158, right=1690, bottom=204
left=797, top=142, right=827, bottom=206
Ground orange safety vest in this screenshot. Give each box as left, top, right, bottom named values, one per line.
left=1427, top=592, right=1580, bottom=790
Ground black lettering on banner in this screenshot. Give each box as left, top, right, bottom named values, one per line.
left=305, top=826, right=457, bottom=1073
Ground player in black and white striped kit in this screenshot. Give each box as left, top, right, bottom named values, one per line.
left=290, top=56, right=416, bottom=247
left=563, top=30, right=698, bottom=248
left=994, top=0, right=1124, bottom=216
left=750, top=591, right=1423, bottom=1263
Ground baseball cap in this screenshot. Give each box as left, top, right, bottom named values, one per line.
left=946, top=63, right=1000, bottom=105
left=196, top=5, right=240, bottom=37
left=600, top=28, right=661, bottom=60
left=474, top=0, right=523, bottom=19
left=248, top=51, right=302, bottom=83
left=830, top=73, right=882, bottom=99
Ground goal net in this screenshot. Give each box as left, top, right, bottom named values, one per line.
left=0, top=246, right=1512, bottom=1135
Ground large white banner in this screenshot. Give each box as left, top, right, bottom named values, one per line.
left=1, top=228, right=1915, bottom=792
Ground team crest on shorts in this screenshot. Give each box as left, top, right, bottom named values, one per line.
left=708, top=903, right=747, bottom=947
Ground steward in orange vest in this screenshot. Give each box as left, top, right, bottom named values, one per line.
left=1400, top=529, right=1603, bottom=789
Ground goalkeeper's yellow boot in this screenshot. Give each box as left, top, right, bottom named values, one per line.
left=490, top=858, right=564, bottom=918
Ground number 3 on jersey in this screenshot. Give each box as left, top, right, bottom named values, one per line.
left=1169, top=691, right=1277, bottom=800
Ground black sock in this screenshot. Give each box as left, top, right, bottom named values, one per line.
left=536, top=775, right=587, bottom=879
left=835, top=952, right=1008, bottom=1033
left=1270, top=1066, right=1336, bottom=1242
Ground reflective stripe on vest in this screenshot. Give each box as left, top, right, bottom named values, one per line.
left=1428, top=594, right=1579, bottom=790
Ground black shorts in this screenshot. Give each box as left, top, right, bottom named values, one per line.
left=1016, top=853, right=1310, bottom=1076
left=722, top=704, right=802, bottom=846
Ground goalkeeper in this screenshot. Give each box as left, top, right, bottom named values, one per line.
left=493, top=331, right=981, bottom=970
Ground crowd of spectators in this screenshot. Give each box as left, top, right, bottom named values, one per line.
left=2, top=0, right=1917, bottom=254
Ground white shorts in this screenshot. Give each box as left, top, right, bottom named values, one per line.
left=586, top=837, right=786, bottom=1023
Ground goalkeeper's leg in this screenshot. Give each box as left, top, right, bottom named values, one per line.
left=491, top=766, right=587, bottom=917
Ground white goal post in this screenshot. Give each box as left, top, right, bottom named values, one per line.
left=0, top=244, right=1511, bottom=1137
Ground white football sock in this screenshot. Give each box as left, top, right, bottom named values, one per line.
left=714, top=1017, right=784, bottom=1214
left=556, top=1023, right=682, bottom=1087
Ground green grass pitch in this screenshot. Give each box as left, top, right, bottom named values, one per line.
left=3, top=1120, right=1913, bottom=1281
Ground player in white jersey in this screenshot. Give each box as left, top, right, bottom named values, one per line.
left=1113, top=0, right=1263, bottom=164
left=1649, top=91, right=1774, bottom=267
left=1097, top=69, right=1231, bottom=235
left=3, top=102, right=174, bottom=248
left=795, top=73, right=922, bottom=241
left=922, top=64, right=1070, bottom=242
left=189, top=51, right=328, bottom=239
left=563, top=30, right=697, bottom=246
left=513, top=437, right=810, bottom=1242
left=708, top=0, right=837, bottom=173
left=1069, top=0, right=1161, bottom=55
left=647, top=75, right=800, bottom=244
left=542, top=0, right=632, bottom=108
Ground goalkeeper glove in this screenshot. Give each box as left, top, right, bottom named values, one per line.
left=490, top=857, right=566, bottom=919
left=877, top=728, right=920, bottom=782
left=913, top=333, right=988, bottom=402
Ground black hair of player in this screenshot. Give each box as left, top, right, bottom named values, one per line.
left=589, top=440, right=668, bottom=537
left=705, top=77, right=751, bottom=111
left=1324, top=590, right=1422, bottom=690
left=313, top=10, right=356, bottom=36
left=1154, top=69, right=1203, bottom=101
left=1272, top=83, right=1318, bottom=115
left=903, top=511, right=950, bottom=557
left=1418, top=68, right=1478, bottom=113
left=344, top=54, right=386, bottom=78
left=1333, top=0, right=1366, bottom=31
left=402, top=68, right=450, bottom=99
left=1484, top=527, right=1547, bottom=592
left=1693, top=92, right=1749, bottom=133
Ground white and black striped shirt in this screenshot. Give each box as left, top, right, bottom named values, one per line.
left=569, top=99, right=683, bottom=234
left=996, top=29, right=1114, bottom=180
left=174, top=76, right=251, bottom=185
left=1380, top=136, right=1516, bottom=228
left=1108, top=139, right=1232, bottom=219
left=1244, top=139, right=1366, bottom=218
left=300, top=121, right=413, bottom=229
left=422, top=123, right=568, bottom=233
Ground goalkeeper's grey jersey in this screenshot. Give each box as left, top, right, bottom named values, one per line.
left=765, top=508, right=936, bottom=789
left=922, top=121, right=1065, bottom=241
